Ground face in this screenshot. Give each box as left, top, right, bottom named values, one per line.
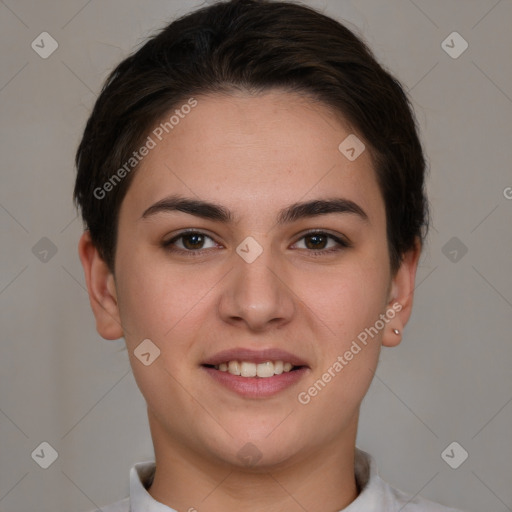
left=80, top=90, right=419, bottom=471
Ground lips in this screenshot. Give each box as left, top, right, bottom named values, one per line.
left=201, top=348, right=309, bottom=398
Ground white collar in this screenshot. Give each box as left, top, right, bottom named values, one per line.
left=102, top=447, right=461, bottom=511
left=127, top=448, right=386, bottom=511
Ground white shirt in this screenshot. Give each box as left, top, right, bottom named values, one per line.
left=92, top=448, right=465, bottom=512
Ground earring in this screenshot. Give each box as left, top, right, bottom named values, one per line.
left=392, top=328, right=400, bottom=335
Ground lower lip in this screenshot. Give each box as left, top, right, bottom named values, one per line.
left=202, top=366, right=309, bottom=398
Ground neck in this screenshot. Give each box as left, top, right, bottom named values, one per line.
left=146, top=412, right=360, bottom=512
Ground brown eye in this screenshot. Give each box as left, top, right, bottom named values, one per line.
left=292, top=231, right=350, bottom=254
left=181, top=233, right=206, bottom=250
left=304, top=233, right=329, bottom=250
left=162, top=231, right=218, bottom=254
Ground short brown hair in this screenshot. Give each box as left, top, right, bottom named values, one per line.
left=73, top=0, right=428, bottom=273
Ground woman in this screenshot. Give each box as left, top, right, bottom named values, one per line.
left=74, top=0, right=465, bottom=510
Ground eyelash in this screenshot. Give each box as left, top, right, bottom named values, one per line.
left=161, top=229, right=351, bottom=257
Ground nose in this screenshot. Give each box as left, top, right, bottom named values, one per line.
left=217, top=243, right=296, bottom=332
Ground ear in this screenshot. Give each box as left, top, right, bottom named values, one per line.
left=78, top=230, right=124, bottom=340
left=382, top=238, right=422, bottom=348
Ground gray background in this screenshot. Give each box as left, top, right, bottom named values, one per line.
left=1, top=0, right=511, bottom=511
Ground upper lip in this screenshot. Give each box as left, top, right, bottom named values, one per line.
left=202, top=348, right=309, bottom=367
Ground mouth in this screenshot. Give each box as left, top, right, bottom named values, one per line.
left=201, top=348, right=310, bottom=398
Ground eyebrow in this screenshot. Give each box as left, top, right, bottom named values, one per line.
left=140, top=194, right=368, bottom=224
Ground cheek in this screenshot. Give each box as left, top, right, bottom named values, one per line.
left=296, top=275, right=384, bottom=424
left=114, top=257, right=206, bottom=418
left=295, top=252, right=389, bottom=401
left=299, top=254, right=390, bottom=341
left=114, top=242, right=208, bottom=341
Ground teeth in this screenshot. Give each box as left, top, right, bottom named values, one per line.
left=256, top=361, right=274, bottom=378
left=241, top=361, right=257, bottom=377
left=228, top=360, right=241, bottom=375
left=213, top=360, right=297, bottom=378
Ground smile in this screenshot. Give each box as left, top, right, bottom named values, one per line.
left=210, top=360, right=298, bottom=378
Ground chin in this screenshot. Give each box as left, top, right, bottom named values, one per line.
left=207, top=427, right=311, bottom=471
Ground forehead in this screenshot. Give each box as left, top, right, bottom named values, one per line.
left=119, top=90, right=385, bottom=226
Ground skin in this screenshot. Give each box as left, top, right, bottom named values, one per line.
left=79, top=90, right=420, bottom=512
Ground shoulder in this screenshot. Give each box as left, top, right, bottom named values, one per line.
left=352, top=448, right=466, bottom=512
left=379, top=481, right=466, bottom=511
left=82, top=460, right=156, bottom=512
